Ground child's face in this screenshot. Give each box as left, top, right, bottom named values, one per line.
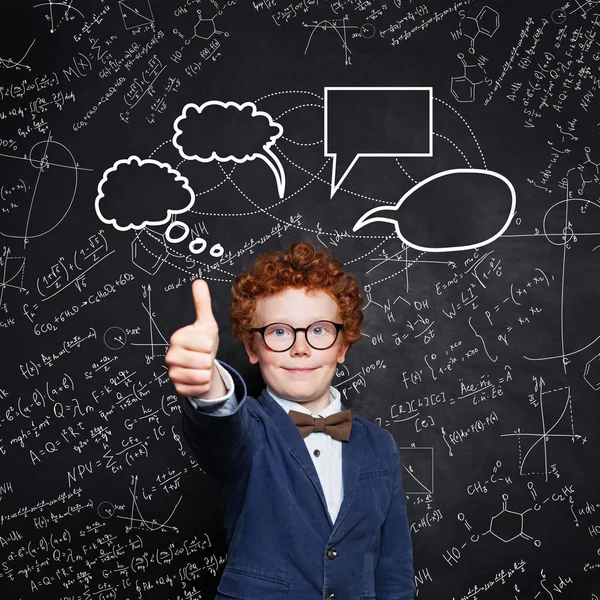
left=243, top=287, right=349, bottom=410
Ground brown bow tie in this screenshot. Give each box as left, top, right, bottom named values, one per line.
left=288, top=409, right=352, bottom=441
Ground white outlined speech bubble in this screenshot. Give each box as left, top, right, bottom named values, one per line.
left=352, top=168, right=517, bottom=253
left=324, top=87, right=433, bottom=198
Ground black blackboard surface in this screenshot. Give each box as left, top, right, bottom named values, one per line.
left=1, top=0, right=600, bottom=598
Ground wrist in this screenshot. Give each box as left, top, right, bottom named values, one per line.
left=197, top=362, right=228, bottom=399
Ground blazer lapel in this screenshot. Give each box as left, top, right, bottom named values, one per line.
left=257, top=390, right=363, bottom=535
left=333, top=418, right=363, bottom=535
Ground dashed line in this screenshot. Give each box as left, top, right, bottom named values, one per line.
left=434, top=97, right=486, bottom=168
left=254, top=90, right=324, bottom=103
left=148, top=139, right=172, bottom=158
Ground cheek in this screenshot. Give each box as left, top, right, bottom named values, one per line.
left=257, top=350, right=279, bottom=370
left=322, top=348, right=342, bottom=367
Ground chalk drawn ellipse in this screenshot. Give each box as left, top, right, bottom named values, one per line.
left=0, top=139, right=79, bottom=240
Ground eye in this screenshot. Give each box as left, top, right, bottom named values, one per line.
left=265, top=324, right=292, bottom=338
left=310, top=321, right=333, bottom=335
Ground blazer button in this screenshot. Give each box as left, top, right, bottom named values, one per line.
left=325, top=593, right=335, bottom=600
left=326, top=547, right=337, bottom=560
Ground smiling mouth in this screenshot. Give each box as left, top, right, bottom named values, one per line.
left=284, top=367, right=317, bottom=372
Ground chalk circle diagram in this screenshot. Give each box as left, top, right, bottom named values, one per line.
left=95, top=156, right=195, bottom=232
left=97, top=501, right=116, bottom=519
left=551, top=8, right=567, bottom=24
left=359, top=23, right=376, bottom=39
left=352, top=168, right=517, bottom=253
left=104, top=326, right=128, bottom=350
left=172, top=100, right=287, bottom=199
left=33, top=2, right=85, bottom=33
left=0, top=138, right=80, bottom=240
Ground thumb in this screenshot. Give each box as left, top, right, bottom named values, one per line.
left=191, top=278, right=216, bottom=326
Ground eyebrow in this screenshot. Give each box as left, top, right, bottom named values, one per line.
left=259, top=317, right=337, bottom=325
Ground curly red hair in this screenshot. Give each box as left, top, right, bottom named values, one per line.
left=229, top=242, right=363, bottom=349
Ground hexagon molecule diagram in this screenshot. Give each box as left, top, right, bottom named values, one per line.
left=451, top=53, right=489, bottom=102
left=576, top=146, right=600, bottom=196
left=487, top=494, right=541, bottom=546
left=193, top=9, right=228, bottom=41
left=584, top=352, right=600, bottom=390
left=462, top=5, right=500, bottom=54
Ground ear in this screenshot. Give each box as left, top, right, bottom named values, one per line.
left=336, top=341, right=349, bottom=364
left=243, top=339, right=260, bottom=364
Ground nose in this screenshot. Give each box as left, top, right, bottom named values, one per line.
left=291, top=330, right=311, bottom=355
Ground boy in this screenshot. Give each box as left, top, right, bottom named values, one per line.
left=166, top=241, right=415, bottom=600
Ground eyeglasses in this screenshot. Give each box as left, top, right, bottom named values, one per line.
left=250, top=320, right=344, bottom=352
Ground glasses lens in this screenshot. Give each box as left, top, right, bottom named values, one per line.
left=307, top=321, right=338, bottom=349
left=263, top=323, right=295, bottom=351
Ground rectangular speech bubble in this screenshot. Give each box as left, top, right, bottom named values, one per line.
left=324, top=86, right=433, bottom=197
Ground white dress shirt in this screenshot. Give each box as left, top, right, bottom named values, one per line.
left=188, top=361, right=345, bottom=523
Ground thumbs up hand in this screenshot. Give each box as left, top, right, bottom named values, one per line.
left=166, top=279, right=227, bottom=398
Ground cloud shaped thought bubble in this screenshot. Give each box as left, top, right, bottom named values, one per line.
left=353, top=168, right=516, bottom=253
left=172, top=100, right=286, bottom=198
left=95, top=156, right=195, bottom=232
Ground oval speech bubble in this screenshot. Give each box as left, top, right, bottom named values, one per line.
left=352, top=168, right=516, bottom=253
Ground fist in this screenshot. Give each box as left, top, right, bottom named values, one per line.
left=165, top=279, right=225, bottom=398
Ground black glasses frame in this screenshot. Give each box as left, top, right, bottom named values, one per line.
left=249, top=320, right=344, bottom=352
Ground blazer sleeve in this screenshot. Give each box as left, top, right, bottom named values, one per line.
left=179, top=360, right=263, bottom=485
left=374, top=431, right=416, bottom=600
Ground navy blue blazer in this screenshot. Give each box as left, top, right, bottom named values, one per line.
left=181, top=361, right=415, bottom=600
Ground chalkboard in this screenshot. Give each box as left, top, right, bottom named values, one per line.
left=1, top=0, right=600, bottom=598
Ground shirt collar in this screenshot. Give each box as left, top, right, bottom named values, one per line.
left=266, top=385, right=342, bottom=418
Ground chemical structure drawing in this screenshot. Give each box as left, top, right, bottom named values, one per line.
left=444, top=483, right=582, bottom=568
left=360, top=282, right=413, bottom=324
left=576, top=146, right=600, bottom=196
left=484, top=494, right=541, bottom=546
left=193, top=9, right=228, bottom=41
left=584, top=352, right=600, bottom=390
left=453, top=493, right=541, bottom=548
left=131, top=228, right=171, bottom=275
left=459, top=5, right=500, bottom=54
left=450, top=53, right=490, bottom=103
